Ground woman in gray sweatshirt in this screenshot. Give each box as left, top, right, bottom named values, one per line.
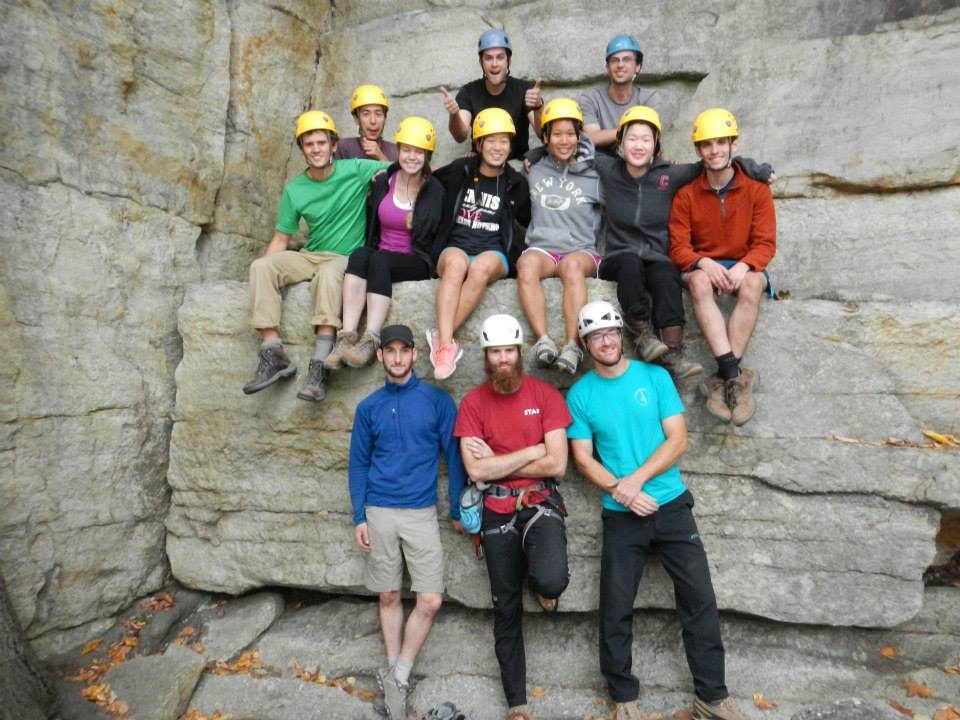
left=518, top=98, right=604, bottom=375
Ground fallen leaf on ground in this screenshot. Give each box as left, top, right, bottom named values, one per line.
left=189, top=642, right=205, bottom=654
left=81, top=638, right=103, bottom=655
left=903, top=678, right=935, bottom=698
left=292, top=661, right=326, bottom=684
left=173, top=626, right=196, bottom=645
left=209, top=650, right=276, bottom=679
left=144, top=591, right=175, bottom=612
left=674, top=711, right=694, bottom=720
left=124, top=616, right=148, bottom=632
left=530, top=686, right=547, bottom=698
left=923, top=430, right=960, bottom=447
left=881, top=645, right=900, bottom=659
left=81, top=682, right=129, bottom=715
left=944, top=662, right=960, bottom=676
left=753, top=693, right=779, bottom=710
left=933, top=706, right=960, bottom=720
left=178, top=710, right=233, bottom=720
left=890, top=699, right=916, bottom=717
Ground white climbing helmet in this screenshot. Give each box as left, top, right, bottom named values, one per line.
left=480, top=314, right=524, bottom=349
left=577, top=301, right=623, bottom=340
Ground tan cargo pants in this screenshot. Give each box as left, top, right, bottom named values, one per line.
left=249, top=250, right=348, bottom=330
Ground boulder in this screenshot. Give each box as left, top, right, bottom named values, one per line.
left=105, top=644, right=205, bottom=720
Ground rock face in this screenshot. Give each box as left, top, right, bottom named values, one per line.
left=1, top=0, right=958, bottom=647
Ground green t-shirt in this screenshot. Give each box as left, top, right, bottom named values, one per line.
left=567, top=360, right=686, bottom=511
left=275, top=159, right=390, bottom=255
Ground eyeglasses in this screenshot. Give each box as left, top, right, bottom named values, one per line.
left=586, top=329, right=621, bottom=344
left=608, top=55, right=636, bottom=66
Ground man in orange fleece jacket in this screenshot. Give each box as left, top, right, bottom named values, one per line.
left=668, top=108, right=776, bottom=426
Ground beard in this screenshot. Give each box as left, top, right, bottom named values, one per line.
left=485, top=353, right=523, bottom=394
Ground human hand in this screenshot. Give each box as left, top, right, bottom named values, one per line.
left=451, top=520, right=465, bottom=535
left=464, top=436, right=494, bottom=459
left=524, top=77, right=543, bottom=110
left=628, top=491, right=659, bottom=517
left=699, top=257, right=734, bottom=294
left=727, top=261, right=750, bottom=292
left=354, top=522, right=371, bottom=553
left=360, top=137, right=385, bottom=160
left=440, top=86, right=459, bottom=116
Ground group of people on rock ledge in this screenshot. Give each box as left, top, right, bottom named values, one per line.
left=242, top=29, right=777, bottom=720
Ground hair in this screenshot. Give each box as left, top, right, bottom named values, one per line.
left=544, top=118, right=583, bottom=144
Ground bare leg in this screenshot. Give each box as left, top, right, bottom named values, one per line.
left=364, top=293, right=392, bottom=336
left=435, top=249, right=470, bottom=346
left=557, top=253, right=597, bottom=343
left=685, top=270, right=733, bottom=357
left=516, top=251, right=557, bottom=339
left=379, top=591, right=404, bottom=663
left=727, top=273, right=765, bottom=359
left=258, top=328, right=280, bottom=343
left=340, top=273, right=367, bottom=334
left=451, top=252, right=508, bottom=332
left=398, top=592, right=442, bottom=665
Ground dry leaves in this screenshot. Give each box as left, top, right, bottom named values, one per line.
left=81, top=638, right=103, bottom=655
left=144, top=591, right=175, bottom=612
left=933, top=706, right=960, bottom=720
left=944, top=659, right=960, bottom=676
left=173, top=627, right=196, bottom=645
left=178, top=710, right=232, bottom=720
left=881, top=645, right=900, bottom=660
left=209, top=650, right=276, bottom=679
left=81, top=683, right=129, bottom=715
left=752, top=693, right=779, bottom=710
left=292, top=662, right=327, bottom=684
left=530, top=686, right=547, bottom=698
left=890, top=700, right=916, bottom=718
left=923, top=431, right=960, bottom=448
left=903, top=678, right=935, bottom=698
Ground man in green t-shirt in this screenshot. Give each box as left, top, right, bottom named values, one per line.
left=244, top=110, right=390, bottom=401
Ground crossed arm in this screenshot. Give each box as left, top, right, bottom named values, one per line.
left=460, top=427, right=568, bottom=483
left=570, top=414, right=688, bottom=516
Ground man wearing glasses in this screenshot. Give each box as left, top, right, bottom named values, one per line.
left=566, top=301, right=752, bottom=720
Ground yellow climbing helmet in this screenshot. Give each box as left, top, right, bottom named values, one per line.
left=472, top=107, right=516, bottom=141
left=540, top=98, right=583, bottom=130
left=616, top=105, right=662, bottom=142
left=295, top=110, right=338, bottom=141
left=394, top=116, right=437, bottom=152
left=350, top=84, right=389, bottom=113
left=691, top=108, right=738, bottom=143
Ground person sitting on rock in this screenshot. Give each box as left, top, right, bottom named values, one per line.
left=579, top=34, right=660, bottom=158
left=567, top=301, right=754, bottom=720
left=243, top=110, right=390, bottom=401
left=348, top=324, right=466, bottom=720
left=668, top=108, right=776, bottom=426
left=324, top=117, right=445, bottom=371
left=455, top=314, right=571, bottom=720
left=439, top=28, right=543, bottom=161
left=517, top=98, right=603, bottom=376
left=334, top=84, right=398, bottom=162
left=427, top=108, right=531, bottom=380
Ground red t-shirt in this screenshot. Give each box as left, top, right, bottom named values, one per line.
left=455, top=375, right=572, bottom=514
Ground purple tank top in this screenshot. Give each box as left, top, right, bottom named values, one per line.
left=377, top=174, right=414, bottom=254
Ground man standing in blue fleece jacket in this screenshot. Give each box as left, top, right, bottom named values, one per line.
left=348, top=324, right=466, bottom=720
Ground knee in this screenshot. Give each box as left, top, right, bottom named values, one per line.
left=249, top=255, right=273, bottom=278
left=686, top=271, right=713, bottom=298
left=379, top=590, right=401, bottom=610
left=516, top=258, right=541, bottom=284
left=416, top=592, right=443, bottom=617
left=558, top=262, right=585, bottom=284
left=439, top=257, right=468, bottom=282
left=739, top=273, right=766, bottom=301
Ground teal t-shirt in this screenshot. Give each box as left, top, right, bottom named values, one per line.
left=275, top=159, right=390, bottom=255
left=567, top=360, right=686, bottom=511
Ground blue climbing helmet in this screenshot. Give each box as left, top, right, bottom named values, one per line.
left=605, top=34, right=643, bottom=64
left=478, top=28, right=512, bottom=56
left=459, top=484, right=484, bottom=535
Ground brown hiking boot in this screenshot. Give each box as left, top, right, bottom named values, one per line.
left=323, top=330, right=358, bottom=370
left=506, top=705, right=536, bottom=720
left=700, top=374, right=732, bottom=422
left=242, top=344, right=296, bottom=394
left=726, top=368, right=757, bottom=426
left=342, top=331, right=378, bottom=368
left=296, top=360, right=327, bottom=402
left=693, top=695, right=753, bottom=720
left=611, top=700, right=645, bottom=720
left=625, top=317, right=668, bottom=361
left=659, top=344, right=703, bottom=380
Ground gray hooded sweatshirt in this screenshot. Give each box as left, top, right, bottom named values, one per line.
left=525, top=135, right=604, bottom=255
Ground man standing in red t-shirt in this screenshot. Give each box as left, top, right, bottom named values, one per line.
left=668, top=108, right=776, bottom=427
left=454, top=314, right=571, bottom=720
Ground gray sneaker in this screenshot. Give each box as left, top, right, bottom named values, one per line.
left=242, top=344, right=296, bottom=394
left=693, top=695, right=753, bottom=720
left=555, top=341, right=583, bottom=374
left=659, top=344, right=704, bottom=380
left=532, top=335, right=558, bottom=367
left=296, top=360, right=327, bottom=402
left=377, top=667, right=408, bottom=720
left=342, top=331, right=379, bottom=368
left=323, top=330, right=358, bottom=370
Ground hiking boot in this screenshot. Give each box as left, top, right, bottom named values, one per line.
left=693, top=695, right=753, bottom=720
left=377, top=667, right=409, bottom=720
left=532, top=335, right=558, bottom=367
left=700, top=374, right=732, bottom=422
left=534, top=592, right=558, bottom=613
left=433, top=340, right=462, bottom=380
left=625, top=316, right=668, bottom=361
left=659, top=344, right=704, bottom=380
left=611, top=700, right=645, bottom=720
left=296, top=360, right=327, bottom=402
left=726, top=368, right=757, bottom=426
left=506, top=705, right=536, bottom=720
left=323, top=330, right=358, bottom=370
left=556, top=341, right=583, bottom=374
left=242, top=344, right=296, bottom=394
left=342, top=331, right=378, bottom=368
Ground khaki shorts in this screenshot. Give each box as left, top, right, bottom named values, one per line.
left=365, top=506, right=444, bottom=593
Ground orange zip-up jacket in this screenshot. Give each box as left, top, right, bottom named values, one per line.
left=668, top=162, right=776, bottom=272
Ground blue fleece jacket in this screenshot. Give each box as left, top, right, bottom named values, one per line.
left=348, top=372, right=466, bottom=525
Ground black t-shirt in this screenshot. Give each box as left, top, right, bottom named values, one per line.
left=456, top=76, right=533, bottom=160
left=448, top=173, right=506, bottom=254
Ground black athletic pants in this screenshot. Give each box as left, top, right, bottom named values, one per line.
left=599, top=491, right=727, bottom=703
left=481, top=503, right=570, bottom=707
left=598, top=253, right=684, bottom=329
left=345, top=246, right=430, bottom=297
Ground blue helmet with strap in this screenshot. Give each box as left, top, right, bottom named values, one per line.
left=605, top=34, right=643, bottom=63
left=478, top=28, right=512, bottom=55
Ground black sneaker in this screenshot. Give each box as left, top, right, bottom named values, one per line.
left=242, top=344, right=296, bottom=395
left=296, top=360, right=327, bottom=402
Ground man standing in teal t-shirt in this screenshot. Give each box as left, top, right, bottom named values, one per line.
left=244, top=110, right=390, bottom=401
left=566, top=301, right=753, bottom=720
